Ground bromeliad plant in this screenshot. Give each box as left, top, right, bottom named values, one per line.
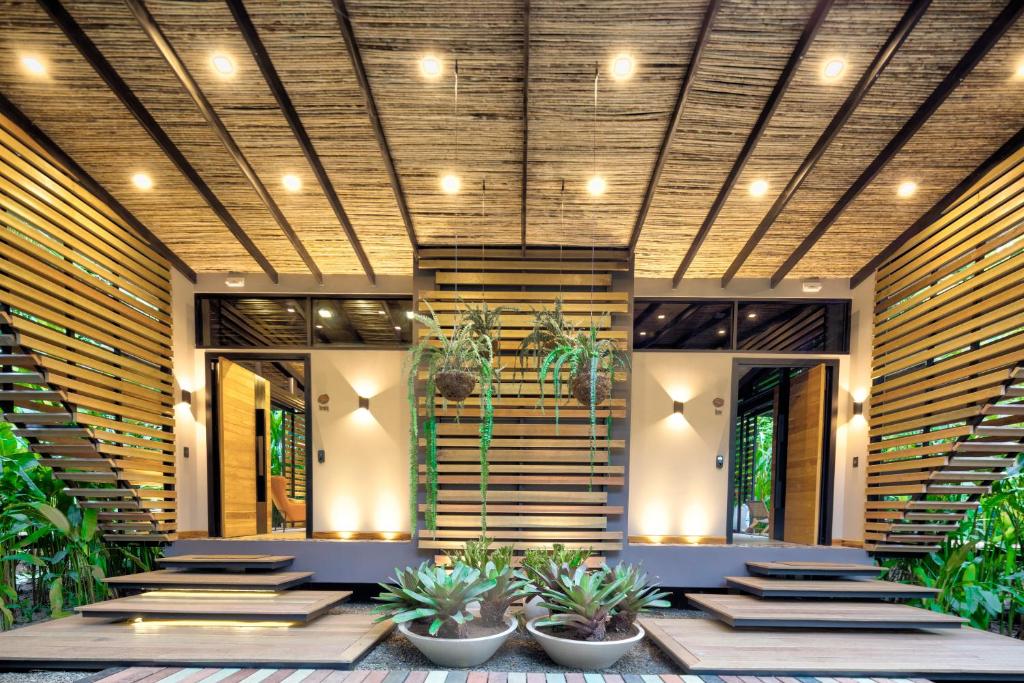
left=530, top=564, right=628, bottom=642
left=520, top=544, right=593, bottom=595
left=607, top=564, right=671, bottom=633
left=373, top=561, right=496, bottom=638
left=536, top=324, right=630, bottom=488
left=406, top=302, right=499, bottom=534
left=447, top=537, right=528, bottom=626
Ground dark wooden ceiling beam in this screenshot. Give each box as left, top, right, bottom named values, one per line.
left=628, top=0, right=720, bottom=252
left=124, top=0, right=323, bottom=284
left=0, top=90, right=196, bottom=283
left=850, top=125, right=1024, bottom=288
left=769, top=0, right=1024, bottom=288
left=671, top=0, right=834, bottom=287
left=37, top=0, right=278, bottom=282
left=720, top=0, right=931, bottom=287
left=520, top=0, right=530, bottom=254
left=227, top=0, right=375, bottom=285
left=331, top=0, right=418, bottom=249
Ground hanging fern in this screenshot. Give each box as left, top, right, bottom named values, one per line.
left=405, top=344, right=424, bottom=535
left=424, top=358, right=439, bottom=530
left=479, top=361, right=494, bottom=532
left=589, top=354, right=597, bottom=491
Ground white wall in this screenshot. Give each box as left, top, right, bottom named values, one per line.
left=627, top=277, right=874, bottom=544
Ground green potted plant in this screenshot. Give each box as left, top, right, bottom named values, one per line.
left=523, top=562, right=668, bottom=669
left=373, top=561, right=516, bottom=667
left=447, top=537, right=528, bottom=626
left=519, top=544, right=593, bottom=620
left=406, top=302, right=498, bottom=532
left=539, top=324, right=629, bottom=409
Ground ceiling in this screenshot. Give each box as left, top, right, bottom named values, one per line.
left=0, top=0, right=1021, bottom=282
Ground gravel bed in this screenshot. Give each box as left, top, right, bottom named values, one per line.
left=0, top=672, right=89, bottom=683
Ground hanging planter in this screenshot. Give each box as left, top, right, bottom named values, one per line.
left=436, top=368, right=477, bottom=402
left=570, top=367, right=611, bottom=407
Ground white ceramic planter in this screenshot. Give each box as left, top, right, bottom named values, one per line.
left=526, top=617, right=644, bottom=670
left=399, top=616, right=516, bottom=667
left=522, top=596, right=548, bottom=621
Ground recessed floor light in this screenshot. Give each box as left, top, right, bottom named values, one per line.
left=749, top=179, right=769, bottom=198
left=211, top=53, right=235, bottom=76
left=20, top=54, right=46, bottom=77
left=897, top=180, right=918, bottom=198
left=282, top=174, right=302, bottom=193
left=586, top=175, right=607, bottom=196
left=131, top=173, right=154, bottom=191
left=822, top=57, right=846, bottom=81
left=441, top=173, right=461, bottom=194
left=420, top=55, right=442, bottom=79
left=610, top=53, right=635, bottom=81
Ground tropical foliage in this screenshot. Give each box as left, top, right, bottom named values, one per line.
left=405, top=302, right=501, bottom=534
left=1, top=420, right=162, bottom=630
left=884, top=462, right=1024, bottom=638
left=373, top=561, right=496, bottom=638
left=446, top=536, right=528, bottom=626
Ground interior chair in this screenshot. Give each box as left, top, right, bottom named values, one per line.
left=270, top=475, right=306, bottom=529
left=744, top=499, right=770, bottom=535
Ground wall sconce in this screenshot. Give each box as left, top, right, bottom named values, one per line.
left=853, top=401, right=864, bottom=417
left=179, top=389, right=192, bottom=407
left=673, top=401, right=685, bottom=415
left=358, top=395, right=370, bottom=411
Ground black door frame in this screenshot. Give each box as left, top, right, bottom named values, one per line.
left=725, top=357, right=840, bottom=545
left=205, top=351, right=313, bottom=539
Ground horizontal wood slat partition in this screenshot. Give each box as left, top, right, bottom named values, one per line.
left=0, top=112, right=175, bottom=542
left=415, top=247, right=629, bottom=551
left=865, top=140, right=1024, bottom=554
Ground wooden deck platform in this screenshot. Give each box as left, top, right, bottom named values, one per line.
left=687, top=593, right=966, bottom=629
left=157, top=554, right=296, bottom=570
left=725, top=575, right=939, bottom=599
left=745, top=560, right=886, bottom=577
left=0, top=613, right=391, bottom=670
left=105, top=569, right=315, bottom=591
left=76, top=589, right=351, bottom=622
left=642, top=617, right=1024, bottom=680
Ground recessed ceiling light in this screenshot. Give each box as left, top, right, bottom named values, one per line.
left=420, top=55, right=443, bottom=79
left=897, top=180, right=918, bottom=198
left=131, top=173, right=154, bottom=191
left=749, top=179, right=769, bottom=198
left=586, top=175, right=607, bottom=196
left=20, top=54, right=46, bottom=77
left=1016, top=60, right=1024, bottom=79
left=610, top=53, right=635, bottom=81
left=405, top=310, right=415, bottom=319
left=441, top=173, right=461, bottom=194
left=394, top=325, right=401, bottom=331
left=657, top=314, right=665, bottom=320
left=747, top=311, right=757, bottom=319
left=211, top=53, right=235, bottom=76
left=225, top=274, right=245, bottom=288
left=717, top=328, right=727, bottom=336
left=639, top=331, right=647, bottom=336
left=282, top=174, right=302, bottom=193
left=286, top=307, right=295, bottom=313
left=822, top=57, right=846, bottom=81
left=318, top=307, right=333, bottom=319
left=315, top=323, right=323, bottom=330
left=377, top=310, right=386, bottom=315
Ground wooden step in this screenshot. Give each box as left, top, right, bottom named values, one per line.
left=104, top=569, right=314, bottom=591
left=0, top=390, right=60, bottom=401
left=906, top=500, right=978, bottom=511
left=866, top=543, right=940, bottom=553
left=687, top=593, right=964, bottom=629
left=885, top=523, right=959, bottom=532
left=76, top=589, right=350, bottom=622
left=905, top=512, right=966, bottom=522
left=925, top=484, right=991, bottom=495
left=974, top=425, right=1024, bottom=438
left=1004, top=387, right=1024, bottom=398
left=157, top=554, right=296, bottom=571
left=947, top=456, right=1015, bottom=469
left=724, top=576, right=939, bottom=599
left=930, top=471, right=1005, bottom=482
left=956, top=441, right=1024, bottom=453
left=981, top=404, right=1024, bottom=416
left=0, top=372, right=44, bottom=383
left=745, top=561, right=885, bottom=578
left=3, top=411, right=72, bottom=424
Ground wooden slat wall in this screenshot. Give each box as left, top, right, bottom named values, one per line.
left=283, top=410, right=306, bottom=500
left=415, top=248, right=629, bottom=551
left=865, top=142, right=1024, bottom=553
left=0, top=112, right=175, bottom=542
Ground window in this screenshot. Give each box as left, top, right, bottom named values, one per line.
left=633, top=299, right=850, bottom=353
left=196, top=295, right=413, bottom=348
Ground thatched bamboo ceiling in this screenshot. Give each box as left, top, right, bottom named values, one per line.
left=0, top=0, right=1021, bottom=281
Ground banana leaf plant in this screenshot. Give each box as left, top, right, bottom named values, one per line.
left=406, top=302, right=498, bottom=535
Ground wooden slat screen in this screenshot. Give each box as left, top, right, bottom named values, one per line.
left=282, top=409, right=306, bottom=500
left=866, top=142, right=1024, bottom=553
left=0, top=112, right=175, bottom=542
left=415, top=248, right=629, bottom=551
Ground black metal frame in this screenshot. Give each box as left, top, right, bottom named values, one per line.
left=725, top=357, right=839, bottom=545
left=205, top=351, right=314, bottom=539
left=633, top=298, right=851, bottom=354
left=195, top=293, right=413, bottom=350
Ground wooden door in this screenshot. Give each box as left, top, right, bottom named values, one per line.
left=216, top=358, right=270, bottom=537
left=783, top=364, right=827, bottom=545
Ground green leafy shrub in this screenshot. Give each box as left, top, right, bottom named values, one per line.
left=520, top=544, right=593, bottom=596
left=447, top=537, right=527, bottom=626
left=607, top=564, right=671, bottom=632
left=531, top=564, right=628, bottom=641
left=373, top=561, right=496, bottom=638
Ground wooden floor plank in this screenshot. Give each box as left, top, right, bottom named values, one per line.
left=76, top=590, right=350, bottom=622
left=105, top=570, right=314, bottom=591
left=157, top=555, right=295, bottom=571
left=744, top=562, right=885, bottom=578
left=724, top=577, right=937, bottom=600
left=641, top=617, right=1022, bottom=678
